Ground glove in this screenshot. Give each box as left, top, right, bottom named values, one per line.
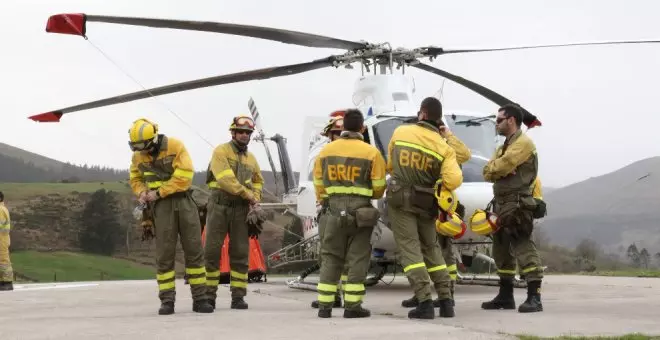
left=141, top=220, right=155, bottom=241
left=246, top=204, right=268, bottom=239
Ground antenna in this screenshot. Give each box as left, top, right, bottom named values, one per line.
left=248, top=97, right=282, bottom=197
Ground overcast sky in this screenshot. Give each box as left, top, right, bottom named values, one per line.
left=1, top=0, right=659, bottom=189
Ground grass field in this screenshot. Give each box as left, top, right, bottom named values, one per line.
left=11, top=251, right=155, bottom=282
left=0, top=181, right=132, bottom=200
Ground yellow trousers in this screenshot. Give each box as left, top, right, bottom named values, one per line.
left=0, top=233, right=13, bottom=282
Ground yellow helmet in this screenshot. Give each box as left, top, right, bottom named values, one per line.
left=230, top=115, right=256, bottom=132
left=435, top=211, right=467, bottom=239
left=128, top=118, right=158, bottom=151
left=435, top=187, right=457, bottom=214
left=321, top=116, right=344, bottom=137
left=469, top=208, right=499, bottom=236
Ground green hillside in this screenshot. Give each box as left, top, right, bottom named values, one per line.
left=12, top=251, right=154, bottom=282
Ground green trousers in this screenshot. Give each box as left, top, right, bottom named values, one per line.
left=439, top=235, right=457, bottom=281
left=492, top=202, right=544, bottom=282
left=317, top=196, right=373, bottom=310
left=390, top=206, right=452, bottom=302
left=0, top=233, right=13, bottom=282
left=204, top=198, right=250, bottom=299
left=317, top=207, right=349, bottom=290
left=153, top=192, right=207, bottom=303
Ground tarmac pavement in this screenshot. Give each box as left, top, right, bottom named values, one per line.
left=0, top=274, right=658, bottom=339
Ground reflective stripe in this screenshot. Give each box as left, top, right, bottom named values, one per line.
left=253, top=183, right=263, bottom=190
left=230, top=270, right=247, bottom=280
left=185, top=267, right=206, bottom=275
left=129, top=171, right=141, bottom=179
left=317, top=283, right=337, bottom=293
left=340, top=275, right=348, bottom=282
left=344, top=294, right=363, bottom=302
left=147, top=181, right=163, bottom=189
left=447, top=264, right=457, bottom=271
left=449, top=273, right=457, bottom=280
left=324, top=186, right=373, bottom=197
left=394, top=141, right=444, bottom=161
left=207, top=270, right=220, bottom=277
left=404, top=262, right=426, bottom=272
left=208, top=182, right=218, bottom=188
left=189, top=277, right=206, bottom=285
left=343, top=283, right=364, bottom=291
left=428, top=264, right=447, bottom=273
left=318, top=294, right=336, bottom=303
left=230, top=280, right=247, bottom=288
left=206, top=279, right=219, bottom=287
left=371, top=178, right=386, bottom=187
left=216, top=169, right=234, bottom=180
left=497, top=269, right=516, bottom=274
left=173, top=168, right=194, bottom=179
left=313, top=179, right=324, bottom=186
left=522, top=266, right=539, bottom=273
left=159, top=281, right=175, bottom=291
left=157, top=271, right=175, bottom=281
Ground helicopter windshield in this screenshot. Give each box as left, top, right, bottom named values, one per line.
left=371, top=114, right=497, bottom=183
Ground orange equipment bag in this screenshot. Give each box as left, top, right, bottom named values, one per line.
left=201, top=226, right=268, bottom=284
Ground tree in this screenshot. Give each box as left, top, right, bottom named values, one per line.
left=639, top=248, right=650, bottom=269
left=626, top=243, right=641, bottom=267
left=575, top=239, right=600, bottom=261
left=78, top=189, right=123, bottom=255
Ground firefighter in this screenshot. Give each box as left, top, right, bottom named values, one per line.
left=386, top=97, right=462, bottom=319
left=311, top=115, right=347, bottom=309
left=127, top=118, right=213, bottom=315
left=204, top=114, right=264, bottom=310
left=0, top=191, right=13, bottom=291
left=313, top=109, right=386, bottom=318
left=400, top=119, right=471, bottom=308
left=481, top=103, right=544, bottom=313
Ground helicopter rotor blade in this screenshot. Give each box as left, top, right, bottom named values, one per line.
left=411, top=63, right=541, bottom=128
left=29, top=57, right=337, bottom=122
left=45, top=13, right=369, bottom=51
left=427, top=39, right=660, bottom=56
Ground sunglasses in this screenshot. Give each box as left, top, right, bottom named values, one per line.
left=496, top=116, right=509, bottom=124
left=234, top=129, right=252, bottom=135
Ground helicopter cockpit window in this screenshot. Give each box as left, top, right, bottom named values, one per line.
left=445, top=114, right=498, bottom=183
left=372, top=116, right=415, bottom=161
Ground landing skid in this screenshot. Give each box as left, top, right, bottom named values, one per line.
left=284, top=251, right=532, bottom=291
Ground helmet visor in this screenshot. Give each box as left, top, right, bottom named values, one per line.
left=128, top=140, right=152, bottom=151
left=234, top=116, right=255, bottom=130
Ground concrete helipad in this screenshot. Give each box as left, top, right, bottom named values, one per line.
left=0, top=275, right=658, bottom=339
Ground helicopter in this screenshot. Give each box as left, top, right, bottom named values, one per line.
left=28, top=13, right=660, bottom=290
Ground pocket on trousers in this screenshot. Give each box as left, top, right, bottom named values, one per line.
left=355, top=206, right=380, bottom=228
left=532, top=198, right=547, bottom=219
left=411, top=185, right=436, bottom=211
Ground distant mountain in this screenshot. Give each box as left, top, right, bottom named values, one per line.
left=541, top=156, right=660, bottom=253
left=0, top=142, right=298, bottom=201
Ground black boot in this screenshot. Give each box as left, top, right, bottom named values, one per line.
left=344, top=306, right=371, bottom=318
left=481, top=278, right=516, bottom=310
left=401, top=295, right=419, bottom=307
left=408, top=299, right=435, bottom=319
left=318, top=307, right=332, bottom=318
left=193, top=299, right=214, bottom=313
left=158, top=301, right=174, bottom=315
left=518, top=280, right=543, bottom=313
left=208, top=298, right=216, bottom=310
left=437, top=298, right=455, bottom=318
left=311, top=294, right=342, bottom=308
left=0, top=282, right=14, bottom=291
left=231, top=297, right=248, bottom=309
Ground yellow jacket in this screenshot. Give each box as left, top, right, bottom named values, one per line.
left=531, top=177, right=543, bottom=200
left=444, top=131, right=471, bottom=165
left=0, top=202, right=10, bottom=233
left=207, top=141, right=264, bottom=202
left=387, top=121, right=463, bottom=191
left=313, top=132, right=386, bottom=202
left=129, top=136, right=195, bottom=198
left=483, top=130, right=536, bottom=182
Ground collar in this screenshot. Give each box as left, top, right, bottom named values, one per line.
left=504, top=129, right=522, bottom=145
left=339, top=131, right=364, bottom=140
left=416, top=120, right=440, bottom=133
left=230, top=140, right=248, bottom=154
